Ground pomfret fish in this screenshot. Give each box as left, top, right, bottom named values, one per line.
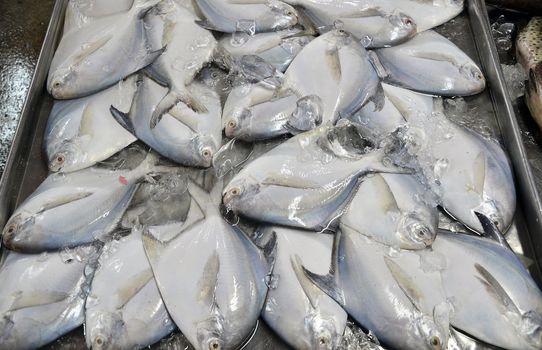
left=143, top=180, right=274, bottom=350
left=44, top=76, right=137, bottom=173
left=340, top=173, right=438, bottom=249
left=145, top=0, right=218, bottom=126
left=517, top=17, right=542, bottom=129
left=284, top=0, right=416, bottom=48
left=63, top=0, right=134, bottom=33
left=193, top=0, right=299, bottom=33
left=222, top=122, right=404, bottom=230
left=0, top=245, right=98, bottom=349
left=111, top=75, right=221, bottom=167
left=258, top=227, right=347, bottom=350
left=2, top=153, right=163, bottom=252
left=85, top=229, right=175, bottom=349
left=48, top=0, right=164, bottom=99
left=305, top=227, right=452, bottom=350
left=374, top=30, right=486, bottom=96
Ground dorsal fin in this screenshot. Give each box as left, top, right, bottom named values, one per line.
left=474, top=263, right=520, bottom=316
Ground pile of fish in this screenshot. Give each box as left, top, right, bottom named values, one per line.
left=0, top=0, right=540, bottom=349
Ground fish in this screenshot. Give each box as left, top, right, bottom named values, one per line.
left=48, top=0, right=165, bottom=99
left=418, top=231, right=542, bottom=350
left=44, top=76, right=137, bottom=173
left=283, top=0, right=417, bottom=48
left=340, top=173, right=438, bottom=250
left=374, top=30, right=486, bottom=96
left=145, top=0, right=218, bottom=126
left=1, top=152, right=165, bottom=252
left=362, top=83, right=515, bottom=233
left=305, top=227, right=452, bottom=350
left=0, top=245, right=98, bottom=349
left=85, top=229, right=175, bottom=349
left=110, top=75, right=221, bottom=167
left=258, top=226, right=347, bottom=350
left=487, top=0, right=542, bottom=14
left=517, top=17, right=542, bottom=129
left=193, top=0, right=299, bottom=33
left=143, top=180, right=275, bottom=350
left=63, top=0, right=135, bottom=34
left=222, top=122, right=404, bottom=230
left=219, top=27, right=314, bottom=72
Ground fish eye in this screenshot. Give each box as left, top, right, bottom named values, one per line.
left=94, top=335, right=106, bottom=347
left=5, top=223, right=17, bottom=235
left=229, top=187, right=241, bottom=196
left=319, top=336, right=328, bottom=345
left=227, top=119, right=237, bottom=129
left=53, top=81, right=61, bottom=88
left=208, top=340, right=220, bottom=350
left=430, top=335, right=441, bottom=348
left=56, top=154, right=65, bottom=164
left=201, top=147, right=213, bottom=159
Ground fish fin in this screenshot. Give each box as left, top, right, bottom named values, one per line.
left=197, top=251, right=220, bottom=307
left=302, top=230, right=345, bottom=306
left=168, top=106, right=200, bottom=132
left=38, top=191, right=93, bottom=213
left=325, top=47, right=342, bottom=84
left=474, top=212, right=512, bottom=250
left=78, top=103, right=95, bottom=138
left=369, top=83, right=385, bottom=112
left=110, top=105, right=136, bottom=135
left=260, top=230, right=277, bottom=268
left=261, top=173, right=321, bottom=189
left=472, top=152, right=486, bottom=195
left=474, top=263, right=521, bottom=315
left=150, top=87, right=207, bottom=129
left=371, top=174, right=399, bottom=213
left=291, top=254, right=325, bottom=309
left=338, top=7, right=385, bottom=19
left=384, top=256, right=424, bottom=312
left=8, top=291, right=69, bottom=312
left=143, top=45, right=167, bottom=69
left=368, top=51, right=389, bottom=79
left=195, top=19, right=220, bottom=31
left=71, top=34, right=113, bottom=67
left=132, top=0, right=163, bottom=19
left=142, top=228, right=166, bottom=261
left=285, top=95, right=323, bottom=134
left=409, top=51, right=460, bottom=67
left=116, top=268, right=154, bottom=309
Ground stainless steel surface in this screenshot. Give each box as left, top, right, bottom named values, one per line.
left=1, top=0, right=541, bottom=349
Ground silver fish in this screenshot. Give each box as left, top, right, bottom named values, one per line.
left=143, top=180, right=274, bottom=350
left=283, top=0, right=416, bottom=48
left=305, top=227, right=451, bottom=350
left=63, top=0, right=134, bottom=33
left=48, top=0, right=164, bottom=99
left=2, top=153, right=161, bottom=252
left=222, top=122, right=402, bottom=230
left=341, top=173, right=438, bottom=249
left=44, top=76, right=137, bottom=173
left=85, top=229, right=175, bottom=349
left=219, top=27, right=314, bottom=72
left=419, top=232, right=542, bottom=350
left=145, top=0, right=218, bottom=126
left=374, top=30, right=486, bottom=96
left=259, top=226, right=347, bottom=350
left=111, top=75, right=222, bottom=167
left=0, top=245, right=98, bottom=349
left=193, top=0, right=299, bottom=33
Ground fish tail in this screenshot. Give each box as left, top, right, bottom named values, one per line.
left=132, top=0, right=163, bottom=18
left=150, top=87, right=207, bottom=129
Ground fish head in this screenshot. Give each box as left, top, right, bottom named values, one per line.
left=306, top=314, right=343, bottom=350
left=48, top=141, right=81, bottom=172
left=196, top=316, right=226, bottom=350
left=87, top=312, right=126, bottom=350
left=222, top=177, right=259, bottom=212
left=397, top=212, right=436, bottom=249
left=224, top=108, right=251, bottom=139
left=526, top=65, right=542, bottom=123
left=521, top=310, right=542, bottom=349
left=384, top=11, right=417, bottom=47
left=458, top=63, right=486, bottom=94
left=189, top=134, right=218, bottom=168
left=269, top=2, right=299, bottom=31
left=2, top=213, right=40, bottom=251
left=415, top=314, right=448, bottom=350
left=48, top=67, right=78, bottom=99
left=473, top=199, right=509, bottom=233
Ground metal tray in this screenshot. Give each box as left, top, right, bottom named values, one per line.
left=1, top=0, right=541, bottom=348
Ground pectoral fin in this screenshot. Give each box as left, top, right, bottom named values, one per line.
left=475, top=263, right=521, bottom=315
left=197, top=251, right=220, bottom=307
left=38, top=191, right=93, bottom=214
left=116, top=268, right=154, bottom=309
left=72, top=34, right=113, bottom=67
left=472, top=152, right=486, bottom=195
left=384, top=256, right=424, bottom=312
left=8, top=291, right=69, bottom=312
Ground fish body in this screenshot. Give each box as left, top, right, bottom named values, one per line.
left=260, top=227, right=347, bottom=349
left=375, top=30, right=486, bottom=96
left=44, top=76, right=137, bottom=173
left=193, top=0, right=299, bottom=33
left=143, top=181, right=273, bottom=350
left=111, top=75, right=221, bottom=167
left=63, top=0, right=135, bottom=33
left=0, top=246, right=97, bottom=349
left=286, top=0, right=416, bottom=48
left=2, top=154, right=159, bottom=252
left=85, top=229, right=175, bottom=349
left=421, top=232, right=542, bottom=350
left=340, top=173, right=438, bottom=249
left=48, top=0, right=164, bottom=99
left=223, top=122, right=401, bottom=230
left=517, top=17, right=542, bottom=129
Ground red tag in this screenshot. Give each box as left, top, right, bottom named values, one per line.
left=118, top=176, right=128, bottom=185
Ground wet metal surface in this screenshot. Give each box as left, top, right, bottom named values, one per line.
left=0, top=0, right=55, bottom=176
